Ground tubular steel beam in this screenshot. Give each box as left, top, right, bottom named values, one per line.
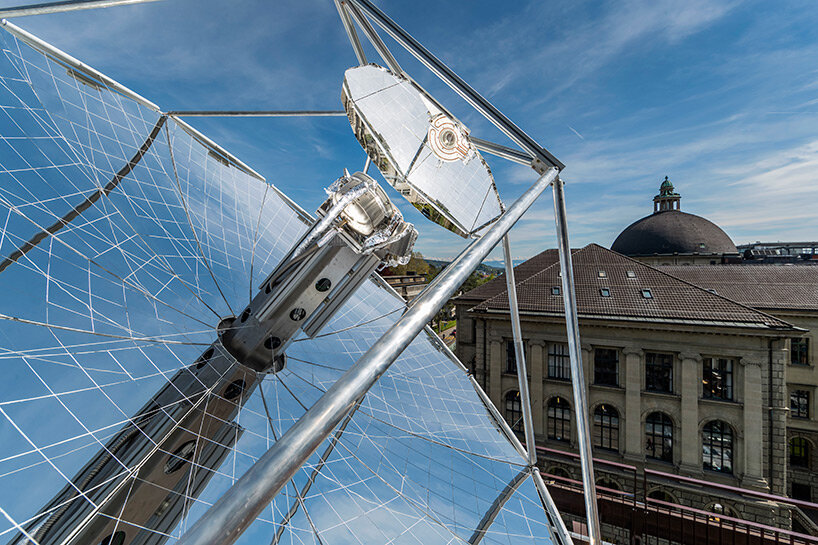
left=468, top=469, right=529, bottom=545
left=471, top=137, right=534, bottom=166
left=501, top=234, right=537, bottom=466
left=166, top=110, right=346, bottom=117
left=346, top=0, right=563, bottom=171
left=552, top=176, right=601, bottom=545
left=333, top=0, right=367, bottom=65
left=0, top=0, right=160, bottom=18
left=342, top=0, right=402, bottom=75
left=174, top=167, right=559, bottom=545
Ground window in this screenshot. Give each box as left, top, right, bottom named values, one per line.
left=790, top=437, right=810, bottom=468
left=703, top=358, right=733, bottom=400
left=594, top=348, right=619, bottom=386
left=598, top=270, right=607, bottom=278
left=506, top=341, right=517, bottom=374
left=645, top=412, right=673, bottom=462
left=626, top=270, right=636, bottom=278
left=593, top=405, right=619, bottom=451
left=791, top=389, right=810, bottom=419
left=505, top=391, right=523, bottom=432
left=547, top=343, right=571, bottom=380
left=600, top=288, right=611, bottom=297
left=647, top=489, right=675, bottom=503
left=641, top=289, right=653, bottom=299
left=547, top=397, right=571, bottom=442
left=792, top=338, right=810, bottom=366
left=645, top=352, right=673, bottom=393
left=702, top=420, right=733, bottom=473
left=793, top=483, right=812, bottom=502
left=551, top=286, right=561, bottom=295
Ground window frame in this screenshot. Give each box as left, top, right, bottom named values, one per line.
left=547, top=397, right=571, bottom=442
left=504, top=390, right=523, bottom=433
left=792, top=337, right=810, bottom=366
left=702, top=357, right=734, bottom=401
left=702, top=420, right=733, bottom=474
left=593, top=405, right=620, bottom=451
left=791, top=389, right=810, bottom=419
left=547, top=342, right=571, bottom=380
left=645, top=412, right=673, bottom=463
left=594, top=348, right=619, bottom=387
left=645, top=352, right=674, bottom=393
left=790, top=437, right=810, bottom=468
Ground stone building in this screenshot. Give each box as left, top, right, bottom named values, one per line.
left=611, top=177, right=740, bottom=265
left=454, top=244, right=807, bottom=526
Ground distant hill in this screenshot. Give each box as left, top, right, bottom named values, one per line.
left=426, top=259, right=509, bottom=275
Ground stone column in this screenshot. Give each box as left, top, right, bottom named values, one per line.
left=679, top=351, right=702, bottom=473
left=531, top=341, right=545, bottom=437
left=623, top=348, right=643, bottom=461
left=489, top=340, right=502, bottom=410
left=768, top=338, right=789, bottom=495
left=741, top=357, right=767, bottom=489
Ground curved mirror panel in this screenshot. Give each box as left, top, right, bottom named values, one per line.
left=342, top=65, right=504, bottom=238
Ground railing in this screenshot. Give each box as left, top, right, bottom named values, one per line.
left=532, top=444, right=818, bottom=545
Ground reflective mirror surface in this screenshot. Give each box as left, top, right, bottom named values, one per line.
left=343, top=65, right=504, bottom=238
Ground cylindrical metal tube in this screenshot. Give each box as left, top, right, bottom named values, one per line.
left=175, top=167, right=558, bottom=545
left=334, top=0, right=367, bottom=66
left=502, top=234, right=537, bottom=466
left=0, top=0, right=160, bottom=18
left=552, top=177, right=601, bottom=545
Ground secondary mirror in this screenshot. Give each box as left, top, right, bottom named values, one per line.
left=342, top=64, right=504, bottom=238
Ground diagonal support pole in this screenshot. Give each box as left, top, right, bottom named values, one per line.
left=174, top=167, right=559, bottom=545
left=333, top=0, right=367, bottom=65
left=342, top=0, right=402, bottom=75
left=552, top=176, right=601, bottom=545
left=0, top=0, right=161, bottom=18
left=501, top=234, right=537, bottom=466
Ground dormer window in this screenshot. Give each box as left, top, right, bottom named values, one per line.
left=600, top=288, right=611, bottom=297
left=626, top=270, right=636, bottom=278
left=641, top=289, right=653, bottom=299
left=598, top=270, right=607, bottom=278
left=551, top=286, right=561, bottom=295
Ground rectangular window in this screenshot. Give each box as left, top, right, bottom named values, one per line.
left=792, top=389, right=810, bottom=419
left=547, top=343, right=571, bottom=380
left=506, top=341, right=517, bottom=374
left=645, top=352, right=673, bottom=393
left=594, top=348, right=619, bottom=386
left=792, top=338, right=810, bottom=366
left=702, top=358, right=733, bottom=401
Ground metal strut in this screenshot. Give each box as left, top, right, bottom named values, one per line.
left=0, top=0, right=161, bottom=18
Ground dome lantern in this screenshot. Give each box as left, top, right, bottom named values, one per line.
left=653, top=176, right=681, bottom=213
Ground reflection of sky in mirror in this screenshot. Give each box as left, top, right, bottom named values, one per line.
left=0, top=30, right=557, bottom=545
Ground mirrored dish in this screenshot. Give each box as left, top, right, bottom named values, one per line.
left=343, top=64, right=504, bottom=238
left=0, top=25, right=556, bottom=545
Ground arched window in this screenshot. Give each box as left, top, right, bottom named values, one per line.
left=645, top=412, right=673, bottom=462
left=702, top=420, right=733, bottom=474
left=505, top=391, right=523, bottom=432
left=547, top=397, right=571, bottom=442
left=790, top=437, right=810, bottom=468
left=647, top=489, right=676, bottom=504
left=596, top=477, right=620, bottom=491
left=593, top=405, right=619, bottom=451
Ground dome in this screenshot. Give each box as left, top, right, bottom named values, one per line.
left=611, top=210, right=738, bottom=256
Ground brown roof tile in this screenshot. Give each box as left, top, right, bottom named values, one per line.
left=661, top=265, right=818, bottom=311
left=456, top=249, right=561, bottom=302
left=470, top=244, right=794, bottom=330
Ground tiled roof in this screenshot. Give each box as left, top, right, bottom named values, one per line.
left=455, top=249, right=561, bottom=302
left=662, top=265, right=818, bottom=311
left=469, top=244, right=794, bottom=330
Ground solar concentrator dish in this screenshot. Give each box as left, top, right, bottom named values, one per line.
left=0, top=22, right=560, bottom=545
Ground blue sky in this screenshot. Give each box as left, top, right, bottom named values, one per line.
left=3, top=0, right=817, bottom=261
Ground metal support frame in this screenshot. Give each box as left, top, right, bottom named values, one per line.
left=468, top=469, right=529, bottom=545
left=342, top=0, right=402, bottom=75
left=471, top=137, right=534, bottom=166
left=0, top=0, right=160, bottom=18
left=175, top=167, right=558, bottom=545
left=345, top=0, right=563, bottom=170
left=165, top=110, right=346, bottom=117
left=501, top=234, right=537, bottom=466
left=333, top=0, right=367, bottom=65
left=552, top=176, right=601, bottom=545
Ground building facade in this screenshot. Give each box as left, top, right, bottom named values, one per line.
left=455, top=244, right=816, bottom=530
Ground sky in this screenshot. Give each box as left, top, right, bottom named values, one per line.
left=2, top=0, right=817, bottom=261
